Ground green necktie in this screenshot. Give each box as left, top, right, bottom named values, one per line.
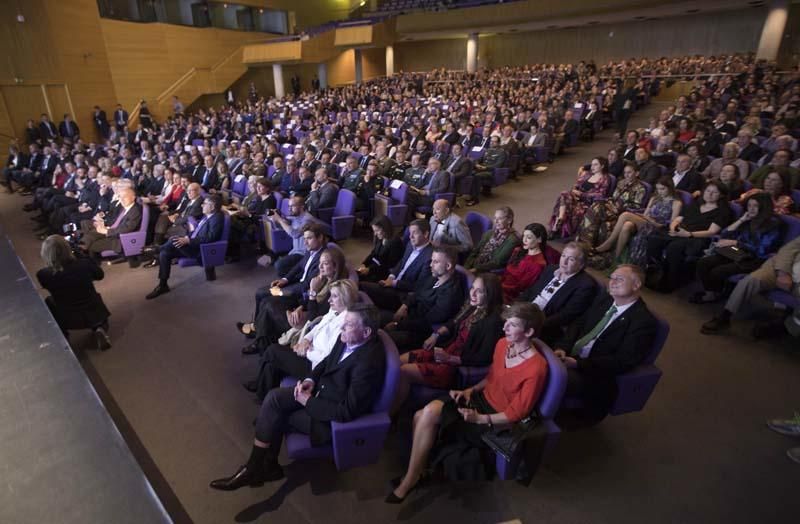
left=571, top=305, right=618, bottom=356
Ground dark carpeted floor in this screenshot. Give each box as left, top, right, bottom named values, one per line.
left=2, top=104, right=798, bottom=524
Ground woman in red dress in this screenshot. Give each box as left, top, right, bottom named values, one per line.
left=500, top=223, right=550, bottom=303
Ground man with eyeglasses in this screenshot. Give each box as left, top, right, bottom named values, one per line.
left=518, top=242, right=597, bottom=345
left=553, top=264, right=657, bottom=424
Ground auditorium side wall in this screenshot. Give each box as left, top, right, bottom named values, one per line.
left=395, top=8, right=767, bottom=72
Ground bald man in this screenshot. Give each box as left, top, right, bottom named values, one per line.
left=428, top=198, right=473, bottom=254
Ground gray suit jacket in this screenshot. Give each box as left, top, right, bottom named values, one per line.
left=430, top=213, right=474, bottom=253
left=306, top=182, right=339, bottom=213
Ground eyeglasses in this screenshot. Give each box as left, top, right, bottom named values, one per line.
left=545, top=279, right=563, bottom=294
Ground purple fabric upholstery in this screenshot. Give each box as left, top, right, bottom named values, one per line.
left=492, top=167, right=509, bottom=187
left=495, top=339, right=567, bottom=480
left=765, top=289, right=799, bottom=309
left=676, top=190, right=694, bottom=208
left=467, top=149, right=484, bottom=161
left=317, top=189, right=356, bottom=241
left=230, top=177, right=248, bottom=200
left=101, top=203, right=149, bottom=258
left=464, top=211, right=492, bottom=246
left=375, top=182, right=409, bottom=227
left=285, top=330, right=401, bottom=471
left=781, top=214, right=800, bottom=243
left=177, top=213, right=231, bottom=270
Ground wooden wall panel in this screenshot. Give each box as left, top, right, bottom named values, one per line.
left=44, top=86, right=72, bottom=122
left=0, top=0, right=60, bottom=84
left=0, top=92, right=16, bottom=155
left=327, top=50, right=356, bottom=87
left=361, top=47, right=386, bottom=81
left=395, top=39, right=466, bottom=72
left=1, top=86, right=49, bottom=142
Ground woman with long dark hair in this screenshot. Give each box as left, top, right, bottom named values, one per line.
left=691, top=192, right=783, bottom=304
left=500, top=223, right=551, bottom=303
left=356, top=215, right=404, bottom=282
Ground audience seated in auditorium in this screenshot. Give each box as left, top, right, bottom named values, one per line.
left=429, top=198, right=473, bottom=254
left=80, top=185, right=142, bottom=258
left=383, top=246, right=465, bottom=352
left=691, top=193, right=782, bottom=305
left=736, top=167, right=797, bottom=215
left=210, top=304, right=386, bottom=491
left=396, top=273, right=504, bottom=406
left=465, top=136, right=507, bottom=206
left=226, top=177, right=277, bottom=262
left=645, top=181, right=733, bottom=293
left=360, top=219, right=433, bottom=311
left=387, top=302, right=548, bottom=503
left=549, top=156, right=611, bottom=239
left=701, top=236, right=800, bottom=337
left=145, top=194, right=225, bottom=299
left=463, top=206, right=520, bottom=273
left=577, top=160, right=648, bottom=253
left=262, top=195, right=317, bottom=275
left=554, top=264, right=657, bottom=423
left=239, top=223, right=327, bottom=353
left=500, top=223, right=551, bottom=303
left=356, top=215, right=405, bottom=283
left=592, top=176, right=682, bottom=269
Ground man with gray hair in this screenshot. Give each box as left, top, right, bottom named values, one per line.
left=81, top=185, right=142, bottom=258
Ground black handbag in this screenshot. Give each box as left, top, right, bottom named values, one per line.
left=715, top=245, right=751, bottom=263
left=480, top=412, right=542, bottom=462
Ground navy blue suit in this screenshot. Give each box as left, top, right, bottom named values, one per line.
left=158, top=212, right=224, bottom=283
left=359, top=242, right=433, bottom=312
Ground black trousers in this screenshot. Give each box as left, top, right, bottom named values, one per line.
left=566, top=368, right=616, bottom=424
left=254, top=295, right=299, bottom=349
left=255, top=343, right=312, bottom=400
left=645, top=235, right=708, bottom=292
left=696, top=253, right=763, bottom=293
left=157, top=240, right=199, bottom=284
left=254, top=386, right=313, bottom=451
left=359, top=281, right=407, bottom=312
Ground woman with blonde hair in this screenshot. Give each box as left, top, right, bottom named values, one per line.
left=37, top=235, right=112, bottom=350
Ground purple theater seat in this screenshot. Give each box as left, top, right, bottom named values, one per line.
left=495, top=339, right=567, bottom=480
left=464, top=211, right=492, bottom=246
left=492, top=167, right=510, bottom=187
left=676, top=190, right=694, bottom=208
left=467, top=148, right=485, bottom=161
left=177, top=213, right=231, bottom=275
left=317, top=189, right=356, bottom=241
left=284, top=330, right=401, bottom=471
left=417, top=173, right=456, bottom=214
left=375, top=182, right=409, bottom=227
left=101, top=203, right=149, bottom=258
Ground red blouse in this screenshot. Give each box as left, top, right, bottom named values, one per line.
left=483, top=338, right=548, bottom=423
left=501, top=248, right=546, bottom=303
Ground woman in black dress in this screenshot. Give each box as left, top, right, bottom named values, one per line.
left=37, top=235, right=111, bottom=350
left=356, top=215, right=404, bottom=282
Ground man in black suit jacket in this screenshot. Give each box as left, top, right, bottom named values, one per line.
left=243, top=224, right=328, bottom=354
left=305, top=167, right=339, bottom=214
left=146, top=196, right=226, bottom=299
left=554, top=264, right=657, bottom=422
left=360, top=219, right=433, bottom=312
left=82, top=186, right=143, bottom=257
left=113, top=104, right=129, bottom=132
left=58, top=114, right=80, bottom=142
left=671, top=154, right=704, bottom=194
left=93, top=106, right=110, bottom=139
left=151, top=182, right=203, bottom=245
left=384, top=246, right=465, bottom=352
left=519, top=242, right=598, bottom=345
left=197, top=155, right=219, bottom=191
left=210, top=304, right=386, bottom=490
left=38, top=114, right=58, bottom=142
left=441, top=143, right=472, bottom=189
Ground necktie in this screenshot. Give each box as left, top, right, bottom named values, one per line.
left=447, top=157, right=458, bottom=172
left=109, top=206, right=129, bottom=229
left=571, top=305, right=618, bottom=356
left=192, top=216, right=208, bottom=239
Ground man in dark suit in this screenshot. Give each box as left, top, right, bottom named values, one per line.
left=38, top=114, right=58, bottom=143
left=360, top=219, right=433, bottom=311
left=58, top=114, right=80, bottom=142
left=197, top=154, right=219, bottom=191
left=406, top=157, right=450, bottom=211
left=81, top=186, right=143, bottom=257
left=150, top=182, right=203, bottom=246
left=113, top=104, right=129, bottom=132
left=441, top=143, right=471, bottom=190
left=635, top=147, right=663, bottom=186
left=243, top=223, right=327, bottom=354
left=305, top=167, right=339, bottom=215
left=519, top=242, right=598, bottom=344
left=384, top=246, right=465, bottom=352
left=210, top=304, right=386, bottom=490
left=92, top=106, right=110, bottom=139
left=146, top=195, right=225, bottom=299
left=554, top=264, right=657, bottom=422
left=671, top=154, right=704, bottom=194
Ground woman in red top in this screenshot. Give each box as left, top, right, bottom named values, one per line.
left=500, top=223, right=549, bottom=303
left=162, top=170, right=185, bottom=208
left=386, top=302, right=549, bottom=503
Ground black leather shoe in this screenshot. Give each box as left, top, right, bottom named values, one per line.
left=209, top=465, right=265, bottom=491
left=94, top=328, right=112, bottom=351
left=143, top=259, right=159, bottom=268
left=241, top=343, right=260, bottom=355
left=145, top=285, right=170, bottom=300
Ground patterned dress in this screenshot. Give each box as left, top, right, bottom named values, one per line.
left=549, top=172, right=611, bottom=238
left=626, top=196, right=678, bottom=267
left=578, top=179, right=647, bottom=247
